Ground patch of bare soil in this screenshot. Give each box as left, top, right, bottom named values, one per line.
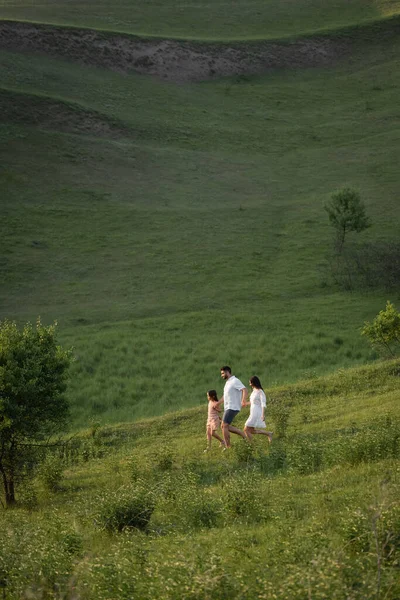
left=0, top=88, right=130, bottom=137
left=0, top=20, right=355, bottom=83
left=1, top=18, right=399, bottom=83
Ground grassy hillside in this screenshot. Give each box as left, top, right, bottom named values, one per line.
left=1, top=0, right=400, bottom=39
left=1, top=4, right=400, bottom=598
left=1, top=360, right=399, bottom=598
left=1, top=23, right=400, bottom=425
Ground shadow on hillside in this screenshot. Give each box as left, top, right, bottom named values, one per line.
left=0, top=88, right=132, bottom=137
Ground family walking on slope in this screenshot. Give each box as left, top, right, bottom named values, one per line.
left=205, top=366, right=273, bottom=452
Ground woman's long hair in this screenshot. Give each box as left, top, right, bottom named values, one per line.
left=250, top=376, right=263, bottom=390
left=207, top=389, right=218, bottom=401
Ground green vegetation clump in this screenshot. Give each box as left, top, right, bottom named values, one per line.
left=95, top=483, right=156, bottom=532
left=0, top=319, right=72, bottom=506
left=362, top=301, right=400, bottom=357
left=324, top=187, right=371, bottom=253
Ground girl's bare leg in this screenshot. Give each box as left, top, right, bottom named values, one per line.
left=206, top=427, right=212, bottom=447
left=212, top=430, right=225, bottom=445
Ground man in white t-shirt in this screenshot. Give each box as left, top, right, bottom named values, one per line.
left=220, top=365, right=248, bottom=448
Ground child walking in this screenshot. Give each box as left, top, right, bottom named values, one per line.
left=204, top=389, right=225, bottom=451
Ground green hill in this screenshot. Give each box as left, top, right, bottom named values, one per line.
left=1, top=13, right=400, bottom=425
left=0, top=360, right=399, bottom=598
left=1, top=0, right=400, bottom=39
left=1, top=4, right=400, bottom=593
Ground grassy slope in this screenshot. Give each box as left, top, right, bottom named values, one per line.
left=1, top=29, right=400, bottom=425
left=1, top=0, right=400, bottom=39
left=1, top=360, right=399, bottom=598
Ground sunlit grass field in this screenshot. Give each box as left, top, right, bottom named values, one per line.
left=1, top=0, right=400, bottom=39
left=1, top=360, right=399, bottom=598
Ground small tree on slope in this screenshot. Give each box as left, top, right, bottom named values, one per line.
left=0, top=319, right=72, bottom=506
left=325, top=187, right=371, bottom=253
left=362, top=301, right=400, bottom=358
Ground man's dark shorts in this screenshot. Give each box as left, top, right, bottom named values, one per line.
left=222, top=409, right=240, bottom=425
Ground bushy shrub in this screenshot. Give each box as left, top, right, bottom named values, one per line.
left=184, top=489, right=221, bottom=529
left=257, top=440, right=287, bottom=475
left=153, top=445, right=176, bottom=471
left=37, top=452, right=65, bottom=491
left=17, top=480, right=39, bottom=510
left=332, top=415, right=400, bottom=466
left=156, top=468, right=221, bottom=530
left=222, top=471, right=268, bottom=522
left=269, top=399, right=291, bottom=438
left=362, top=300, right=400, bottom=357
left=286, top=436, right=324, bottom=475
left=95, top=483, right=156, bottom=532
left=231, top=439, right=255, bottom=464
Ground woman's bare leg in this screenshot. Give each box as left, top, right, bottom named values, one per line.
left=244, top=426, right=254, bottom=442
left=253, top=429, right=274, bottom=442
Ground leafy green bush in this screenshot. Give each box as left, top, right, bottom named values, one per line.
left=184, top=489, right=221, bottom=529
left=331, top=416, right=400, bottom=466
left=269, top=399, right=291, bottom=438
left=222, top=471, right=269, bottom=522
left=37, top=452, right=65, bottom=491
left=286, top=436, right=324, bottom=475
left=95, top=483, right=156, bottom=532
left=17, top=480, right=39, bottom=510
left=257, top=440, right=287, bottom=475
left=153, top=445, right=176, bottom=472
left=231, top=438, right=255, bottom=464
left=155, top=468, right=221, bottom=529
left=362, top=300, right=400, bottom=357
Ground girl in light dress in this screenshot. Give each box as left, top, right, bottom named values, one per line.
left=204, top=389, right=226, bottom=451
left=243, top=376, right=273, bottom=443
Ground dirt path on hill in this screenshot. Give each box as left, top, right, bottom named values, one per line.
left=0, top=20, right=355, bottom=83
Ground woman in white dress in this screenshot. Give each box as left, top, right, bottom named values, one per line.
left=243, top=376, right=273, bottom=443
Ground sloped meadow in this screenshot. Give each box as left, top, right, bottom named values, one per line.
left=1, top=359, right=399, bottom=599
